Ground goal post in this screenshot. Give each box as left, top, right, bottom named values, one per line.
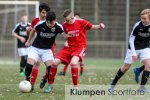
left=0, top=1, right=39, bottom=18
left=0, top=1, right=39, bottom=60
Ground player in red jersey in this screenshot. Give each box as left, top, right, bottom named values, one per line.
left=57, top=12, right=85, bottom=76
left=25, top=3, right=51, bottom=91
left=45, top=9, right=105, bottom=93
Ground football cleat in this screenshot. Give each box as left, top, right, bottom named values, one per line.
left=57, top=71, right=66, bottom=76
left=40, top=79, right=47, bottom=89
left=133, top=67, right=140, bottom=83
left=45, top=84, right=53, bottom=93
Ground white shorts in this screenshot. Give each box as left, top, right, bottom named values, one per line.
left=124, top=48, right=150, bottom=64
left=18, top=47, right=29, bottom=56
left=28, top=46, right=54, bottom=63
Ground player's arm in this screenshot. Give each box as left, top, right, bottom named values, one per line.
left=129, top=22, right=140, bottom=61
left=61, top=32, right=67, bottom=39
left=12, top=32, right=26, bottom=43
left=25, top=28, right=36, bottom=47
left=64, top=40, right=69, bottom=47
left=26, top=26, right=32, bottom=36
left=129, top=34, right=138, bottom=61
left=12, top=24, right=26, bottom=43
left=91, top=23, right=105, bottom=30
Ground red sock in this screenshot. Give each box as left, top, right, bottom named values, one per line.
left=80, top=63, right=84, bottom=73
left=31, top=66, right=38, bottom=86
left=48, top=65, right=57, bottom=84
left=71, top=64, right=78, bottom=87
left=63, top=64, right=69, bottom=73
left=43, top=71, right=48, bottom=80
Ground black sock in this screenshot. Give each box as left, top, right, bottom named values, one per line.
left=140, top=70, right=150, bottom=85
left=139, top=65, right=145, bottom=73
left=46, top=66, right=51, bottom=81
left=25, top=63, right=33, bottom=81
left=111, top=69, right=124, bottom=85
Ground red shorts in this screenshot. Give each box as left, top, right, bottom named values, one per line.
left=56, top=46, right=86, bottom=65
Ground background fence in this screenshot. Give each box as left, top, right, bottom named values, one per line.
left=0, top=0, right=149, bottom=60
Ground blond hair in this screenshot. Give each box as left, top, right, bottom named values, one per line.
left=140, top=9, right=150, bottom=16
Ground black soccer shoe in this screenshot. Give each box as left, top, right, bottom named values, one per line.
left=40, top=79, right=47, bottom=89
left=57, top=71, right=66, bottom=76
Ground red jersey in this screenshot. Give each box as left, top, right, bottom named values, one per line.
left=63, top=18, right=93, bottom=47
left=30, top=18, right=41, bottom=28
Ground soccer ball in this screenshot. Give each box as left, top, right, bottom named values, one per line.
left=19, top=80, right=31, bottom=93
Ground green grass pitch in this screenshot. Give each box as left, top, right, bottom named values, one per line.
left=0, top=59, right=144, bottom=100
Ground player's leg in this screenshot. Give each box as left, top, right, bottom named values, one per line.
left=70, top=56, right=80, bottom=88
left=109, top=63, right=131, bottom=90
left=25, top=58, right=35, bottom=81
left=109, top=49, right=133, bottom=91
left=18, top=48, right=27, bottom=76
left=79, top=58, right=84, bottom=76
left=40, top=43, right=56, bottom=88
left=133, top=65, right=145, bottom=83
left=45, top=58, right=62, bottom=92
left=138, top=59, right=150, bottom=92
left=45, top=47, right=71, bottom=92
left=30, top=59, right=41, bottom=88
left=40, top=65, right=50, bottom=89
left=138, top=48, right=150, bottom=92
left=25, top=46, right=39, bottom=91
left=20, top=55, right=27, bottom=76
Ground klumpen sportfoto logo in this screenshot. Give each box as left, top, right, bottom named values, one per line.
left=70, top=88, right=144, bottom=97
left=65, top=85, right=150, bottom=100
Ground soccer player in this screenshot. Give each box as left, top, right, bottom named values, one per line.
left=45, top=9, right=105, bottom=93
left=57, top=12, right=84, bottom=76
left=27, top=3, right=51, bottom=89
left=12, top=15, right=30, bottom=76
left=109, top=9, right=150, bottom=92
left=25, top=11, right=66, bottom=92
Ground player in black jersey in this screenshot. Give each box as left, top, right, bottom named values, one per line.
left=109, top=9, right=150, bottom=93
left=24, top=11, right=66, bottom=92
left=133, top=9, right=150, bottom=83
left=12, top=15, right=30, bottom=76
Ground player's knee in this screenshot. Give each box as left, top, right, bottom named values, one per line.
left=70, top=63, right=78, bottom=68
left=52, top=59, right=61, bottom=67
left=51, top=62, right=58, bottom=68
left=27, top=58, right=35, bottom=65
left=121, top=64, right=130, bottom=72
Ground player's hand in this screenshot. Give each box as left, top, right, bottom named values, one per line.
left=66, top=33, right=72, bottom=38
left=64, top=41, right=69, bottom=47
left=25, top=41, right=31, bottom=47
left=132, top=55, right=138, bottom=62
left=99, top=23, right=105, bottom=29
left=19, top=37, right=26, bottom=43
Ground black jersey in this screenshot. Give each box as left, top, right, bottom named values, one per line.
left=32, top=21, right=64, bottom=49
left=129, top=21, right=150, bottom=50
left=12, top=22, right=30, bottom=48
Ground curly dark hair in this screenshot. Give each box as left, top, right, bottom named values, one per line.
left=39, top=3, right=50, bottom=12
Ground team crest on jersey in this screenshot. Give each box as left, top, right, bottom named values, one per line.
left=51, top=27, right=56, bottom=32
left=148, top=28, right=150, bottom=32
